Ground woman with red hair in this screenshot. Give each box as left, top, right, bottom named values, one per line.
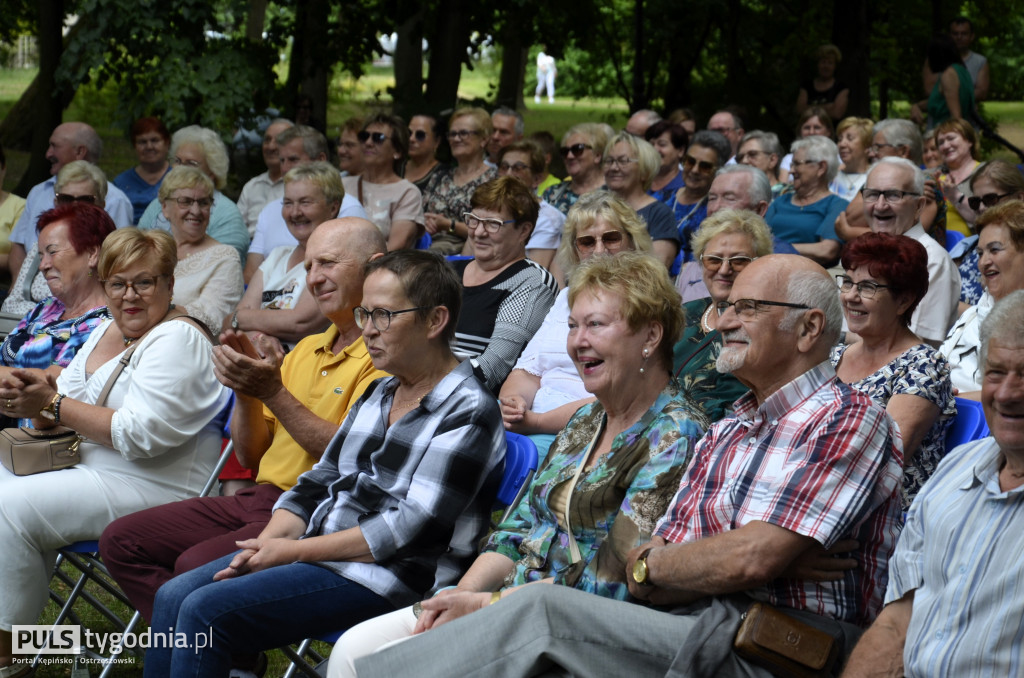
left=832, top=232, right=956, bottom=508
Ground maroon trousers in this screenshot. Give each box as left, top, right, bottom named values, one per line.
left=98, top=483, right=284, bottom=621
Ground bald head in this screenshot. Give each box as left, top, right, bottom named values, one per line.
left=47, top=123, right=102, bottom=175
left=625, top=110, right=661, bottom=137
left=305, top=218, right=388, bottom=328
left=717, top=254, right=840, bottom=400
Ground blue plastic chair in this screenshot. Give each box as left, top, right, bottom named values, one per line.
left=945, top=229, right=965, bottom=252
left=945, top=397, right=990, bottom=450
left=415, top=232, right=432, bottom=249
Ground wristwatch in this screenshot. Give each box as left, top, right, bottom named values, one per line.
left=231, top=312, right=240, bottom=330
left=632, top=547, right=655, bottom=586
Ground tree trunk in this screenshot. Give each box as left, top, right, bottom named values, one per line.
left=833, top=0, right=870, bottom=117
left=12, top=0, right=66, bottom=196
left=495, top=11, right=528, bottom=110
left=392, top=4, right=426, bottom=121
left=245, top=0, right=269, bottom=42
left=631, top=0, right=646, bottom=110
left=424, top=0, right=472, bottom=115
left=285, top=0, right=329, bottom=130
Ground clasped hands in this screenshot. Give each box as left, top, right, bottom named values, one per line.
left=0, top=368, right=58, bottom=420
left=412, top=587, right=494, bottom=635
left=213, top=536, right=301, bottom=581
left=213, top=330, right=286, bottom=401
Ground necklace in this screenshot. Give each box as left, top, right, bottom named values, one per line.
left=122, top=335, right=136, bottom=347
left=701, top=304, right=716, bottom=333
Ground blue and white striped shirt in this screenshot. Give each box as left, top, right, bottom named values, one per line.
left=887, top=436, right=1024, bottom=677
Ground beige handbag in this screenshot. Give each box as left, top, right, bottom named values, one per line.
left=0, top=426, right=84, bottom=475
left=0, top=340, right=139, bottom=476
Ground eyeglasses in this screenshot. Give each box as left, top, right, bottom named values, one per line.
left=869, top=143, right=896, bottom=154
left=860, top=188, right=921, bottom=204
left=602, top=156, right=638, bottom=169
left=409, top=129, right=428, bottom=141
left=102, top=275, right=162, bottom=298
left=715, top=298, right=810, bottom=319
left=575, top=230, right=625, bottom=252
left=560, top=143, right=592, bottom=158
left=968, top=192, right=1013, bottom=211
left=683, top=155, right=716, bottom=175
left=790, top=159, right=822, bottom=168
left=735, top=150, right=767, bottom=163
left=54, top=193, right=97, bottom=205
left=700, top=254, right=756, bottom=271
left=358, top=131, right=390, bottom=145
left=172, top=196, right=213, bottom=210
left=171, top=156, right=202, bottom=168
left=498, top=161, right=530, bottom=173
left=283, top=198, right=323, bottom=209
left=463, top=212, right=515, bottom=233
left=354, top=306, right=428, bottom=332
left=448, top=129, right=480, bottom=140
left=836, top=275, right=890, bottom=299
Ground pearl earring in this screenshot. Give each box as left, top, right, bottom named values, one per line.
left=640, top=348, right=650, bottom=374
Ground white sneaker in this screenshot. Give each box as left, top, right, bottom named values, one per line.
left=534, top=95, right=541, bottom=104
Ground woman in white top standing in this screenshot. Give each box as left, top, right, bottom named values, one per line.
left=343, top=114, right=424, bottom=251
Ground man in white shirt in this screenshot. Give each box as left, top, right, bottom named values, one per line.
left=244, top=125, right=367, bottom=282
left=864, top=158, right=961, bottom=346
left=236, top=119, right=294, bottom=237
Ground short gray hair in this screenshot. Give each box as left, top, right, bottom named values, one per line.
left=867, top=157, right=925, bottom=195
left=170, top=125, right=230, bottom=189
left=874, top=119, right=924, bottom=166
left=780, top=269, right=843, bottom=345
left=715, top=164, right=772, bottom=207
left=492, top=106, right=524, bottom=137
left=791, top=136, right=840, bottom=183
left=980, top=289, right=1024, bottom=367
left=740, top=130, right=784, bottom=157
left=276, top=124, right=329, bottom=161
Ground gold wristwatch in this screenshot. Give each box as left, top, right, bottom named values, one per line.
left=632, top=547, right=655, bottom=586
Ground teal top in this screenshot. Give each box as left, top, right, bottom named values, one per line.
left=928, top=63, right=975, bottom=127
left=485, top=381, right=702, bottom=600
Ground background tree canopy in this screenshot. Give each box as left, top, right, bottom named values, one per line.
left=1, top=0, right=1018, bottom=191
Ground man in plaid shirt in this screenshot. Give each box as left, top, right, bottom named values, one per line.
left=358, top=254, right=904, bottom=678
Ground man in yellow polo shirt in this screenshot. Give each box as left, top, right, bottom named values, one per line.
left=99, top=217, right=389, bottom=622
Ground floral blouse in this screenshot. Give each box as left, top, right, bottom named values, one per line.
left=954, top=237, right=983, bottom=306
left=831, top=342, right=956, bottom=508
left=0, top=297, right=110, bottom=370
left=541, top=181, right=605, bottom=217
left=485, top=381, right=702, bottom=600
left=671, top=298, right=748, bottom=427
left=423, top=165, right=498, bottom=254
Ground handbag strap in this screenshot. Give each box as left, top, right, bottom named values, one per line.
left=93, top=315, right=212, bottom=407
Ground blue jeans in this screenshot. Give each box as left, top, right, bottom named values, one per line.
left=144, top=552, right=395, bottom=677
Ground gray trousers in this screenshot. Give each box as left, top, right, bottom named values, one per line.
left=355, top=585, right=807, bottom=678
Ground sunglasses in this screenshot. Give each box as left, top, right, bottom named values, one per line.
left=683, top=155, right=716, bottom=175
left=357, top=131, right=390, bottom=145
left=968, top=192, right=1013, bottom=211
left=575, top=230, right=625, bottom=251
left=408, top=129, right=428, bottom=141
left=560, top=143, right=592, bottom=158
left=54, top=193, right=97, bottom=205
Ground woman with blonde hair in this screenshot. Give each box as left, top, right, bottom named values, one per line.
left=831, top=117, right=873, bottom=200
left=543, top=122, right=610, bottom=216
left=602, top=132, right=679, bottom=269
left=157, top=166, right=244, bottom=334
left=422, top=107, right=497, bottom=254
left=138, top=125, right=249, bottom=265
left=673, top=209, right=774, bottom=423
left=501, top=190, right=653, bottom=458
